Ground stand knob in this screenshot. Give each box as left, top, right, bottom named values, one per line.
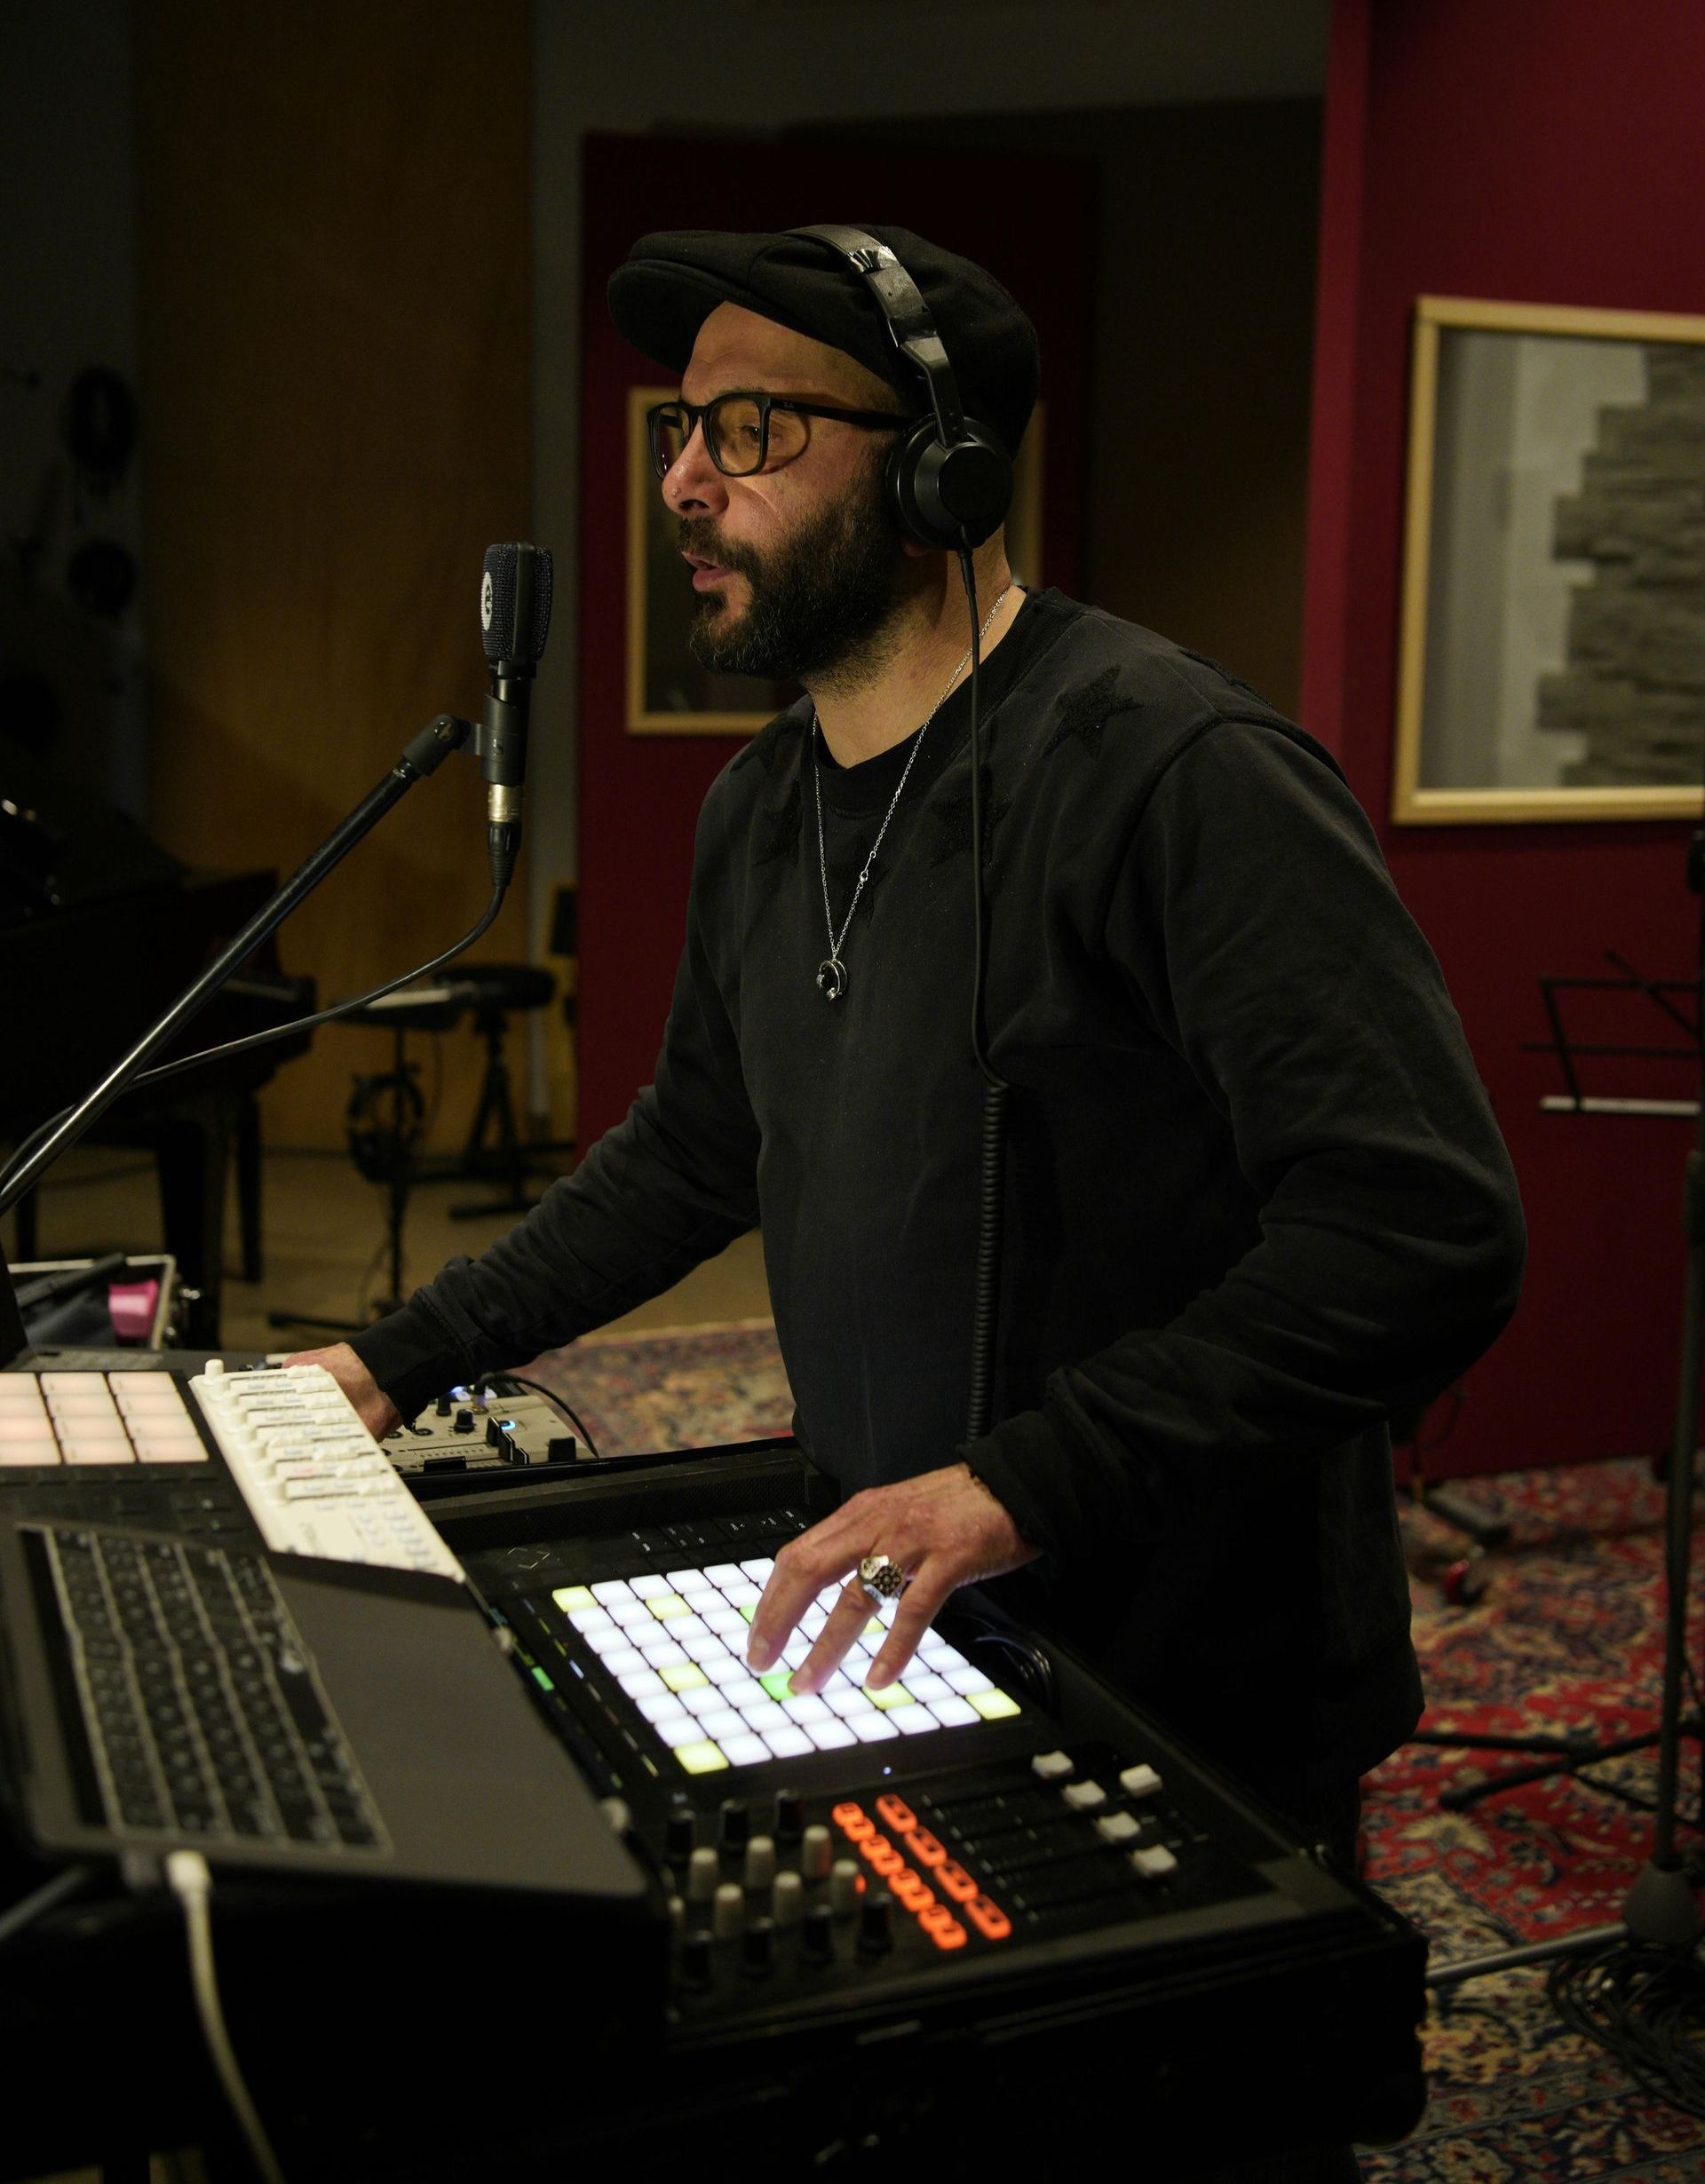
left=719, top=1798, right=750, bottom=1852
left=802, top=1904, right=836, bottom=1963
left=665, top=1809, right=697, bottom=1862
left=687, top=1846, right=719, bottom=1902
left=743, top=1834, right=777, bottom=1890
left=742, top=1916, right=776, bottom=1974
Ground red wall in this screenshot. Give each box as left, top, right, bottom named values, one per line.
left=577, top=136, right=1093, bottom=1148
left=1303, top=0, right=1705, bottom=1477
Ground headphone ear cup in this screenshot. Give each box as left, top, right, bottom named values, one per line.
left=887, top=419, right=1012, bottom=550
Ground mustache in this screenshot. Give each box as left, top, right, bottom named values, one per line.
left=678, top=518, right=764, bottom=579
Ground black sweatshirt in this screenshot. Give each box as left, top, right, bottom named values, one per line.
left=353, top=590, right=1525, bottom=1792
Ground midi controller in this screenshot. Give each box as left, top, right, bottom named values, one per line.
left=0, top=1357, right=1429, bottom=2176
left=440, top=1452, right=1429, bottom=2171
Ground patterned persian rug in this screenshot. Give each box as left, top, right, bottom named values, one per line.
left=524, top=1321, right=1705, bottom=2179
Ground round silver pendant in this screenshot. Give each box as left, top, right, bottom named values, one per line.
left=815, top=957, right=847, bottom=1002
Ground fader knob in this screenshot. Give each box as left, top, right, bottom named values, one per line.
left=802, top=1904, right=836, bottom=1964
left=859, top=1891, right=894, bottom=1954
left=719, top=1798, right=750, bottom=1853
left=743, top=1834, right=777, bottom=1890
left=742, top=1916, right=776, bottom=1974
left=713, top=1882, right=745, bottom=1942
left=687, top=1847, right=719, bottom=1902
left=829, top=1858, right=860, bottom=1917
left=801, top=1824, right=832, bottom=1879
left=772, top=1870, right=805, bottom=1927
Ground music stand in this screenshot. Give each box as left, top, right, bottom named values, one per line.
left=1424, top=943, right=1705, bottom=1999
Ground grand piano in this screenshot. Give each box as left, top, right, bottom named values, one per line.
left=1, top=750, right=314, bottom=1346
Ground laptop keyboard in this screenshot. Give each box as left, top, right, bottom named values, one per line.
left=33, top=1522, right=387, bottom=1855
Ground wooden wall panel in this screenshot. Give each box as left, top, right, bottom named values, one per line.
left=134, top=0, right=531, bottom=1148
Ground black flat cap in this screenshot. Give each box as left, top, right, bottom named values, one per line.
left=608, top=225, right=1040, bottom=458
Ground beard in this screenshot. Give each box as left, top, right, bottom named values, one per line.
left=680, top=458, right=906, bottom=684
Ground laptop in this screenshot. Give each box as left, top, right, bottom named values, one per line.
left=0, top=1238, right=652, bottom=1918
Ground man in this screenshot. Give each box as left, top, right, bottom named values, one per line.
left=296, top=226, right=1524, bottom=1864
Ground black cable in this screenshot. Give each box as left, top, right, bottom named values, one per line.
left=0, top=1862, right=98, bottom=1948
left=0, top=886, right=508, bottom=1199
left=476, top=1370, right=601, bottom=1458
left=959, top=543, right=1009, bottom=1446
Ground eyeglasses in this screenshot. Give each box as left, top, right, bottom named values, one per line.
left=646, top=391, right=911, bottom=480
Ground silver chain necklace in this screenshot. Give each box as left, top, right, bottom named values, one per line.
left=813, top=585, right=1011, bottom=1002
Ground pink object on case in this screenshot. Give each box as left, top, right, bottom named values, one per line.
left=107, top=1280, right=160, bottom=1343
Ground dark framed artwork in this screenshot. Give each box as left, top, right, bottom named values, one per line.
left=1393, top=296, right=1705, bottom=823
left=625, top=385, right=1047, bottom=735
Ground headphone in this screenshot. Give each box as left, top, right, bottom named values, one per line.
left=787, top=225, right=1012, bottom=552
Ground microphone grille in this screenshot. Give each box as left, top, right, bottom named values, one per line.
left=481, top=543, right=554, bottom=664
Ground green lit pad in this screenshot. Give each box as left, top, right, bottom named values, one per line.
left=531, top=1666, right=555, bottom=1692
left=738, top=1603, right=756, bottom=1622
left=676, top=1740, right=729, bottom=1775
left=551, top=1585, right=596, bottom=1613
left=660, top=1662, right=708, bottom=1693
left=968, top=1687, right=1021, bottom=1721
left=866, top=1683, right=915, bottom=1711
left=758, top=1669, right=796, bottom=1702
left=648, top=1594, right=690, bottom=1619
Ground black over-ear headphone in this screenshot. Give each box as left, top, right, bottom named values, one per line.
left=787, top=225, right=1012, bottom=552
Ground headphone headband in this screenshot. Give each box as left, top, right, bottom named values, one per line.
left=785, top=224, right=1011, bottom=550
left=789, top=224, right=969, bottom=449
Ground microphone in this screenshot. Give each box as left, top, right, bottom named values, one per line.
left=477, top=542, right=554, bottom=886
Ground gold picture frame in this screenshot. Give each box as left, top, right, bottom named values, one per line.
left=1392, top=296, right=1705, bottom=824
left=626, top=385, right=1047, bottom=736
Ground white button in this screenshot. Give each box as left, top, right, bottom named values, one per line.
left=1119, top=1763, right=1164, bottom=1800
left=1096, top=1812, right=1141, bottom=1844
left=1062, top=1779, right=1106, bottom=1811
left=1031, top=1750, right=1074, bottom=1781
left=1131, top=1844, right=1178, bottom=1879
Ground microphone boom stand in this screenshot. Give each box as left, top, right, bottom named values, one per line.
left=0, top=712, right=472, bottom=1226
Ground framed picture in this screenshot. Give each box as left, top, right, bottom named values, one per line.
left=626, top=385, right=1047, bottom=735
left=1392, top=296, right=1705, bottom=824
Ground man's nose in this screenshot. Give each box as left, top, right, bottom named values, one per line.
left=661, top=419, right=727, bottom=516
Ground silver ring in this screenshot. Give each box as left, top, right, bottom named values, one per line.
left=857, top=1552, right=908, bottom=1606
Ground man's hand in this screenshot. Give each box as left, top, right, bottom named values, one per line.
left=746, top=1464, right=1038, bottom=1696
left=281, top=1341, right=402, bottom=1442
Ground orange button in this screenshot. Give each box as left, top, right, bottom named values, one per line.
left=964, top=1892, right=1012, bottom=1942
left=892, top=1871, right=935, bottom=1915
left=831, top=1800, right=868, bottom=1829
left=876, top=1792, right=917, bottom=1833
left=937, top=1860, right=979, bottom=1903
left=860, top=1837, right=906, bottom=1879
left=919, top=1903, right=968, bottom=1951
left=834, top=1808, right=876, bottom=1844
left=908, top=1827, right=948, bottom=1869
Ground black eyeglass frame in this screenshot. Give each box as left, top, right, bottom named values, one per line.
left=645, top=392, right=914, bottom=479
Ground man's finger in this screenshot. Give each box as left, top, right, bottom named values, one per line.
left=789, top=1575, right=887, bottom=1695
left=866, top=1573, right=951, bottom=1689
left=744, top=1516, right=864, bottom=1672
